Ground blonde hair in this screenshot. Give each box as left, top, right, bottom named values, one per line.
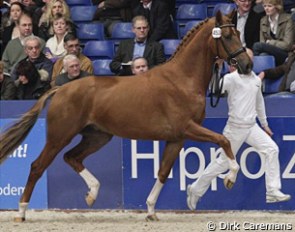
left=262, top=0, right=284, bottom=13
left=39, top=0, right=70, bottom=26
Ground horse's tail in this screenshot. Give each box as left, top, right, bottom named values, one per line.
left=0, top=87, right=59, bottom=164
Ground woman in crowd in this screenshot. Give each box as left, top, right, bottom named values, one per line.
left=44, top=13, right=69, bottom=63
left=38, top=0, right=73, bottom=41
left=15, top=59, right=50, bottom=100
left=2, top=2, right=25, bottom=55
left=253, top=0, right=294, bottom=65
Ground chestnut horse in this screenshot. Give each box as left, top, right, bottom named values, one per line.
left=0, top=11, right=252, bottom=222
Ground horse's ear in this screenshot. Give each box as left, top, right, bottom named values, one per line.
left=215, top=10, right=222, bottom=25
left=227, top=9, right=236, bottom=20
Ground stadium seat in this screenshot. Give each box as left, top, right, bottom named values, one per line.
left=253, top=55, right=275, bottom=74
left=76, top=23, right=105, bottom=44
left=176, top=4, right=208, bottom=20
left=160, top=39, right=181, bottom=58
left=83, top=41, right=115, bottom=60
left=212, top=3, right=236, bottom=16
left=92, top=59, right=114, bottom=76
left=111, top=22, right=134, bottom=40
left=66, top=0, right=92, bottom=6
left=179, top=20, right=201, bottom=38
left=70, top=6, right=96, bottom=23
left=175, top=4, right=207, bottom=39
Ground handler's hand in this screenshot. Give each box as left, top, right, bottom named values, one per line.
left=263, top=125, right=273, bottom=136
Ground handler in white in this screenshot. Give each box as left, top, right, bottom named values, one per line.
left=187, top=50, right=291, bottom=210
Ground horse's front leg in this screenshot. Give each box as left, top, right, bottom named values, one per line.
left=184, top=121, right=239, bottom=190
left=146, top=140, right=184, bottom=221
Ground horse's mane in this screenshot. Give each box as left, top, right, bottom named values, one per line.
left=168, top=18, right=210, bottom=61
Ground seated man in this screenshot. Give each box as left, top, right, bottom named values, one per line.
left=51, top=33, right=93, bottom=86
left=10, top=35, right=53, bottom=83
left=258, top=45, right=295, bottom=92
left=2, top=13, right=45, bottom=73
left=109, top=15, right=166, bottom=76
left=131, top=57, right=149, bottom=75
left=55, top=54, right=91, bottom=86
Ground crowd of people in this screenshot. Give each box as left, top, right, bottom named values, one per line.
left=0, top=0, right=294, bottom=98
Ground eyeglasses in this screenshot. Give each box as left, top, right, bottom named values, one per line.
left=134, top=26, right=148, bottom=30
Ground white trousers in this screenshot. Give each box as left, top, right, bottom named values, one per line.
left=191, top=123, right=281, bottom=197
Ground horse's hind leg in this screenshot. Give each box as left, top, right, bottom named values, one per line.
left=63, top=127, right=113, bottom=207
left=184, top=121, right=240, bottom=189
left=16, top=140, right=68, bottom=222
left=146, top=140, right=184, bottom=221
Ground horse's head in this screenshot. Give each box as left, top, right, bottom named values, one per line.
left=210, top=10, right=253, bottom=74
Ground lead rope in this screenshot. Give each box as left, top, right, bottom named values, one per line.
left=210, top=60, right=224, bottom=108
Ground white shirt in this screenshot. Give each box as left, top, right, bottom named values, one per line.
left=222, top=70, right=268, bottom=128
left=237, top=12, right=249, bottom=47
left=45, top=34, right=67, bottom=58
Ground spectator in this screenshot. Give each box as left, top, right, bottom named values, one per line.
left=2, top=2, right=25, bottom=56
left=253, top=0, right=294, bottom=65
left=38, top=0, right=74, bottom=41
left=44, top=13, right=69, bottom=63
left=131, top=56, right=149, bottom=75
left=10, top=35, right=53, bottom=83
left=258, top=44, right=295, bottom=93
left=92, top=0, right=134, bottom=38
left=51, top=33, right=93, bottom=86
left=232, top=0, right=264, bottom=49
left=15, top=59, right=51, bottom=99
left=55, top=54, right=91, bottom=86
left=110, top=15, right=166, bottom=76
left=133, top=0, right=177, bottom=42
left=2, top=13, right=45, bottom=73
left=0, top=61, right=17, bottom=100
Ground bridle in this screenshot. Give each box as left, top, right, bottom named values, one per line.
left=210, top=23, right=246, bottom=107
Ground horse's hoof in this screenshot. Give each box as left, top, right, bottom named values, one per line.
left=224, top=177, right=234, bottom=190
left=14, top=217, right=25, bottom=222
left=145, top=214, right=159, bottom=221
left=85, top=193, right=95, bottom=207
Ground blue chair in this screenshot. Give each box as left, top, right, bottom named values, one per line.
left=111, top=22, right=134, bottom=40
left=212, top=3, right=236, bottom=16
left=175, top=4, right=207, bottom=39
left=179, top=20, right=201, bottom=38
left=160, top=39, right=181, bottom=58
left=66, top=0, right=92, bottom=6
left=176, top=4, right=208, bottom=20
left=92, top=59, right=114, bottom=76
left=83, top=41, right=115, bottom=60
left=70, top=6, right=96, bottom=23
left=253, top=55, right=275, bottom=74
left=76, top=23, right=105, bottom=44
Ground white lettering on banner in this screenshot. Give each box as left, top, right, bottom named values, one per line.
left=130, top=138, right=294, bottom=191
left=131, top=140, right=173, bottom=178
left=282, top=135, right=295, bottom=178
left=240, top=147, right=265, bottom=179
left=8, top=144, right=28, bottom=159
left=0, top=184, right=24, bottom=196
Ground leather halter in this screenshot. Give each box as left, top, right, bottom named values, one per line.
left=214, top=23, right=246, bottom=66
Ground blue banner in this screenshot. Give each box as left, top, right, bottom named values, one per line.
left=0, top=119, right=48, bottom=209
left=123, top=117, right=295, bottom=210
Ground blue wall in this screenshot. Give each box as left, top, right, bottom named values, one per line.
left=0, top=95, right=294, bottom=210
